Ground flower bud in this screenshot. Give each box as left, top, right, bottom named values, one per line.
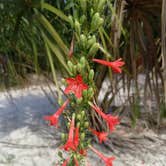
left=88, top=69, right=94, bottom=81
left=80, top=34, right=87, bottom=49
left=68, top=15, right=74, bottom=27
left=76, top=97, right=83, bottom=104
left=80, top=56, right=86, bottom=66
left=73, top=65, right=77, bottom=75
left=76, top=114, right=82, bottom=120
left=80, top=15, right=86, bottom=24
left=91, top=12, right=100, bottom=31
left=61, top=133, right=66, bottom=140
left=80, top=133, right=85, bottom=140
left=88, top=43, right=99, bottom=56
left=80, top=0, right=87, bottom=12
left=84, top=121, right=89, bottom=128
left=87, top=87, right=94, bottom=99
left=82, top=89, right=88, bottom=99
left=67, top=60, right=73, bottom=72
left=97, top=0, right=106, bottom=12
left=75, top=20, right=81, bottom=35
left=76, top=122, right=81, bottom=128
left=76, top=63, right=82, bottom=72
left=61, top=78, right=66, bottom=84
left=81, top=111, right=85, bottom=118
left=87, top=35, right=96, bottom=49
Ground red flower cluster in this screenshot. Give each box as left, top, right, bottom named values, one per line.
left=93, top=58, right=125, bottom=73
left=64, top=75, right=88, bottom=98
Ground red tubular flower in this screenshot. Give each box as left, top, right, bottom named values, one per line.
left=64, top=75, right=88, bottom=98
left=91, top=104, right=119, bottom=132
left=61, top=116, right=76, bottom=151
left=79, top=149, right=87, bottom=156
left=89, top=128, right=108, bottom=143
left=62, top=158, right=70, bottom=166
left=44, top=99, right=69, bottom=127
left=73, top=127, right=79, bottom=148
left=90, top=146, right=115, bottom=166
left=93, top=58, right=125, bottom=73
left=74, top=157, right=79, bottom=166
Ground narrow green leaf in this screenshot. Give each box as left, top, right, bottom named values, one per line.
left=41, top=2, right=69, bottom=22
left=37, top=13, right=69, bottom=56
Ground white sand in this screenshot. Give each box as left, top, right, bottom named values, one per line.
left=0, top=86, right=165, bottom=166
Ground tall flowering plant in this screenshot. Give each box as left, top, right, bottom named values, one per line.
left=44, top=57, right=124, bottom=165
left=43, top=0, right=125, bottom=165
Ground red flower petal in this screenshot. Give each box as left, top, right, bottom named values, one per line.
left=62, top=158, right=70, bottom=166
left=90, top=146, right=115, bottom=166
left=74, top=127, right=79, bottom=148
left=74, top=157, right=79, bottom=166
left=93, top=58, right=125, bottom=73
left=44, top=99, right=69, bottom=127
left=64, top=75, right=88, bottom=98
left=89, top=128, right=108, bottom=143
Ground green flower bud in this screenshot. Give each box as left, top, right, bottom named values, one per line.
left=80, top=15, right=86, bottom=24
left=80, top=0, right=87, bottom=12
left=80, top=133, right=85, bottom=140
left=75, top=20, right=81, bottom=35
left=80, top=34, right=87, bottom=49
left=76, top=97, right=83, bottom=104
left=76, top=63, right=82, bottom=72
left=68, top=15, right=73, bottom=27
left=89, top=69, right=94, bottom=81
left=84, top=121, right=89, bottom=128
left=97, top=0, right=106, bottom=12
left=76, top=114, right=82, bottom=120
left=87, top=87, right=94, bottom=99
left=81, top=111, right=85, bottom=118
left=88, top=43, right=99, bottom=56
left=80, top=56, right=86, bottom=66
left=61, top=133, right=66, bottom=140
left=61, top=78, right=66, bottom=84
left=73, top=65, right=77, bottom=75
left=98, top=18, right=104, bottom=27
left=76, top=122, right=81, bottom=128
left=91, top=12, right=100, bottom=31
left=82, top=89, right=88, bottom=99
left=71, top=102, right=75, bottom=107
left=87, top=35, right=96, bottom=49
left=67, top=61, right=73, bottom=72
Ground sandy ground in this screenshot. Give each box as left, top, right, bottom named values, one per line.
left=0, top=86, right=165, bottom=166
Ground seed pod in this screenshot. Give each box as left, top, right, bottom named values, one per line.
left=75, top=20, right=81, bottom=35
left=68, top=15, right=73, bottom=27
left=88, top=43, right=99, bottom=56
left=89, top=69, right=94, bottom=81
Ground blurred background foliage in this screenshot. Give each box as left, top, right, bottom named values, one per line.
left=0, top=0, right=165, bottom=127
